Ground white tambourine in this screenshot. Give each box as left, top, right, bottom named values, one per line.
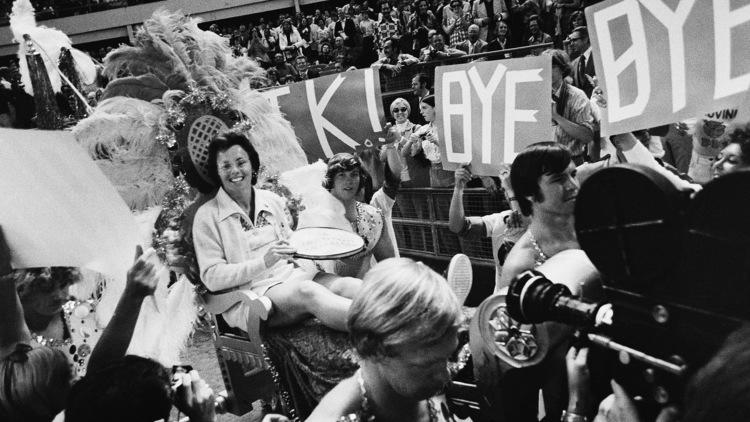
left=288, top=227, right=365, bottom=260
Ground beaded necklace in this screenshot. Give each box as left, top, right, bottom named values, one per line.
left=528, top=230, right=549, bottom=267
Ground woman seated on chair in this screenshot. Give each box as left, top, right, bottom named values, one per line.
left=323, top=153, right=396, bottom=278
left=192, top=132, right=361, bottom=333
left=307, top=258, right=462, bottom=421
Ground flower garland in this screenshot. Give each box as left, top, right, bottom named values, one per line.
left=155, top=85, right=235, bottom=148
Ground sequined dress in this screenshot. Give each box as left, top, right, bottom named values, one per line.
left=30, top=299, right=101, bottom=378
left=331, top=202, right=384, bottom=278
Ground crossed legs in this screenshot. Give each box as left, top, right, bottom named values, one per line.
left=263, top=274, right=362, bottom=332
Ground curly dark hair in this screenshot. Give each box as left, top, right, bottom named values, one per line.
left=12, top=267, right=81, bottom=301
left=322, top=152, right=368, bottom=192
left=727, top=126, right=750, bottom=163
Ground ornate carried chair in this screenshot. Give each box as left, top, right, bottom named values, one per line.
left=165, top=193, right=357, bottom=419
left=198, top=285, right=358, bottom=419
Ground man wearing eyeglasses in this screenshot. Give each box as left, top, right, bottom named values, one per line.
left=370, top=37, right=419, bottom=77
left=568, top=26, right=595, bottom=98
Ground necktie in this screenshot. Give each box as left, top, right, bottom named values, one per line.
left=579, top=55, right=586, bottom=87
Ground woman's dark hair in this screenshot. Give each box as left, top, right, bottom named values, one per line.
left=421, top=94, right=435, bottom=108
left=323, top=152, right=367, bottom=192
left=510, top=142, right=572, bottom=216
left=65, top=355, right=172, bottom=422
left=207, top=132, right=261, bottom=187
left=728, top=127, right=750, bottom=163
left=13, top=267, right=80, bottom=301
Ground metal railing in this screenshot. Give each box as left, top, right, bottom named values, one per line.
left=392, top=187, right=509, bottom=267
left=379, top=42, right=553, bottom=98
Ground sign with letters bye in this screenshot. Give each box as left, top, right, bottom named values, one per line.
left=436, top=56, right=552, bottom=176
left=586, top=0, right=750, bottom=136
left=262, top=68, right=387, bottom=162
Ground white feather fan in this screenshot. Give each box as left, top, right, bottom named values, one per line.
left=9, top=0, right=98, bottom=94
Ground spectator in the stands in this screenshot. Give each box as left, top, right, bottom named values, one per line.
left=486, top=18, right=514, bottom=57
left=661, top=123, right=694, bottom=174
left=272, top=52, right=299, bottom=81
left=410, top=72, right=431, bottom=125
left=371, top=37, right=419, bottom=77
left=470, top=0, right=507, bottom=42
left=237, top=24, right=251, bottom=47
left=332, top=36, right=348, bottom=65
left=266, top=68, right=280, bottom=86
left=527, top=14, right=552, bottom=55
left=295, top=55, right=312, bottom=80
left=443, top=0, right=470, bottom=46
left=376, top=2, right=402, bottom=51
left=711, top=127, right=750, bottom=179
left=278, top=19, right=305, bottom=62
left=317, top=41, right=334, bottom=64
left=553, top=0, right=581, bottom=42
left=309, top=18, right=327, bottom=61
left=569, top=26, right=595, bottom=98
left=545, top=49, right=595, bottom=165
left=358, top=9, right=380, bottom=67
left=419, top=33, right=466, bottom=62
left=248, top=26, right=271, bottom=68
left=455, top=24, right=487, bottom=55
left=407, top=0, right=438, bottom=55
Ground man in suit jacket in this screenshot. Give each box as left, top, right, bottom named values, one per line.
left=569, top=26, right=596, bottom=98
left=455, top=24, right=488, bottom=55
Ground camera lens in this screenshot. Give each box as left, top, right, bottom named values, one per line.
left=507, top=270, right=601, bottom=327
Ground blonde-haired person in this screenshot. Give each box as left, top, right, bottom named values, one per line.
left=307, top=257, right=462, bottom=421
left=383, top=97, right=427, bottom=186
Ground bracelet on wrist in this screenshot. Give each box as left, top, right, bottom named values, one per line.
left=561, top=411, right=588, bottom=422
left=506, top=197, right=517, bottom=202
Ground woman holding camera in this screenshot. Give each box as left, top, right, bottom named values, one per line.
left=406, top=95, right=454, bottom=188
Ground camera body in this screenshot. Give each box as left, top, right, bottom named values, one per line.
left=503, top=165, right=750, bottom=414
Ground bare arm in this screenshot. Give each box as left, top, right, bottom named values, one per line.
left=373, top=209, right=397, bottom=261
left=87, top=247, right=159, bottom=374
left=306, top=377, right=361, bottom=422
left=448, top=165, right=487, bottom=238
left=497, top=235, right=535, bottom=293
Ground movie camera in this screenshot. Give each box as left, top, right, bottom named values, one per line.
left=463, top=165, right=750, bottom=420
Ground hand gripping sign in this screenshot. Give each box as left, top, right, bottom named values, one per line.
left=586, top=0, right=750, bottom=136
left=263, top=68, right=387, bottom=162
left=436, top=56, right=552, bottom=176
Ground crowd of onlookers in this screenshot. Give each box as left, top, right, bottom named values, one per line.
left=0, top=0, right=161, bottom=22
left=203, top=0, right=601, bottom=85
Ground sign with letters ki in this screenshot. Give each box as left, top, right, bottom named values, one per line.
left=586, top=0, right=750, bottom=136
left=436, top=56, right=552, bottom=176
left=262, top=69, right=387, bottom=162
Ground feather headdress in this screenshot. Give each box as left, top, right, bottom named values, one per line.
left=9, top=0, right=97, bottom=94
